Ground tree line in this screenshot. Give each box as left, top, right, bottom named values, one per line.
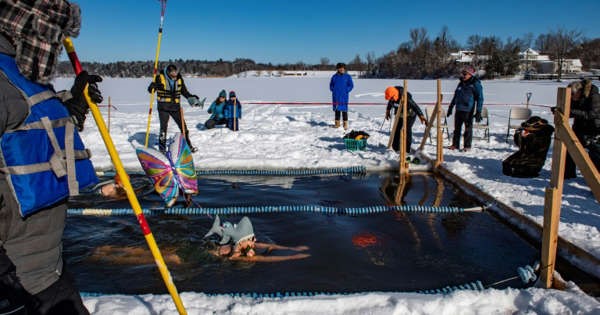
left=55, top=27, right=598, bottom=80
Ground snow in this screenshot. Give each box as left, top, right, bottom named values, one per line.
left=50, top=76, right=600, bottom=314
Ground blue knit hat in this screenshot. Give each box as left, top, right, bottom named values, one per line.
left=218, top=89, right=227, bottom=98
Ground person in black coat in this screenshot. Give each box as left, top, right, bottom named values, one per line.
left=384, top=86, right=427, bottom=153
left=148, top=64, right=199, bottom=152
left=561, top=79, right=600, bottom=178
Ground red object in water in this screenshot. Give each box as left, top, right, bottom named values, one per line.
left=352, top=233, right=380, bottom=248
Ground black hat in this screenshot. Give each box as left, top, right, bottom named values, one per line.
left=166, top=64, right=177, bottom=73
left=229, top=91, right=236, bottom=98
left=336, top=63, right=346, bottom=69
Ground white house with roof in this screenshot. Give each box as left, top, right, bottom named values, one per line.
left=450, top=50, right=489, bottom=63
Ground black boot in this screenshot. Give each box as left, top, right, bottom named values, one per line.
left=159, top=132, right=167, bottom=153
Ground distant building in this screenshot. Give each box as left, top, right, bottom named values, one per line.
left=449, top=50, right=489, bottom=63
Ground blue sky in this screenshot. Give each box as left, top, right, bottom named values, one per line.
left=71, top=0, right=600, bottom=64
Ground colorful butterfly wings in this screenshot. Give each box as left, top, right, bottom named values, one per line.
left=136, top=133, right=198, bottom=207
left=169, top=133, right=198, bottom=194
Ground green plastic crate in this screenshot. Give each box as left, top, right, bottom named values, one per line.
left=344, top=138, right=368, bottom=151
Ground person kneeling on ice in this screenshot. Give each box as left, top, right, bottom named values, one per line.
left=205, top=89, right=228, bottom=129
left=384, top=86, right=427, bottom=154
left=204, top=215, right=310, bottom=262
left=224, top=90, right=242, bottom=131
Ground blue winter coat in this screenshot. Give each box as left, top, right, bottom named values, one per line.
left=329, top=72, right=354, bottom=111
left=224, top=100, right=242, bottom=119
left=207, top=100, right=226, bottom=120
left=449, top=76, right=484, bottom=114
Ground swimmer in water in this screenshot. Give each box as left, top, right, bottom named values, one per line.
left=203, top=215, right=310, bottom=262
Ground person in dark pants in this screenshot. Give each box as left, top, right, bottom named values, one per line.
left=561, top=79, right=600, bottom=179
left=148, top=64, right=199, bottom=153
left=205, top=89, right=228, bottom=129
left=384, top=86, right=427, bottom=153
left=0, top=1, right=104, bottom=314
left=503, top=116, right=555, bottom=178
left=329, top=63, right=354, bottom=130
left=447, top=66, right=484, bottom=152
left=224, top=91, right=242, bottom=131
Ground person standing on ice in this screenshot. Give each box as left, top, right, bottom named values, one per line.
left=147, top=64, right=199, bottom=153
left=0, top=1, right=104, bottom=314
left=329, top=62, right=354, bottom=130
left=559, top=79, right=600, bottom=178
left=446, top=65, right=484, bottom=152
left=224, top=90, right=242, bottom=131
left=384, top=86, right=427, bottom=153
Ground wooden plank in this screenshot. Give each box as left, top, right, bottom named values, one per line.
left=555, top=121, right=600, bottom=201
left=400, top=80, right=408, bottom=176
left=541, top=187, right=563, bottom=288
left=540, top=87, right=570, bottom=288
left=436, top=80, right=444, bottom=167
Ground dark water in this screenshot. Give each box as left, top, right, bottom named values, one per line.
left=64, top=172, right=595, bottom=295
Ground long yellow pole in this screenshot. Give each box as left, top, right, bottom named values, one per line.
left=144, top=2, right=167, bottom=147
left=63, top=37, right=187, bottom=315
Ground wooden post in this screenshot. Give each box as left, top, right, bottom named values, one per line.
left=540, top=87, right=570, bottom=288
left=400, top=80, right=408, bottom=176
left=436, top=80, right=444, bottom=167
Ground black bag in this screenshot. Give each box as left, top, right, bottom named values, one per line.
left=502, top=116, right=555, bottom=178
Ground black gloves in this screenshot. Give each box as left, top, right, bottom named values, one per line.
left=447, top=106, right=453, bottom=117
left=147, top=81, right=164, bottom=93
left=64, top=71, right=103, bottom=131
left=475, top=111, right=482, bottom=123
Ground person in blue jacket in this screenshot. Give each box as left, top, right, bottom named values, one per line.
left=329, top=63, right=354, bottom=130
left=224, top=90, right=242, bottom=131
left=205, top=89, right=228, bottom=129
left=447, top=65, right=484, bottom=152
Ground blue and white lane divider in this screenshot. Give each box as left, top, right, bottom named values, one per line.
left=67, top=204, right=484, bottom=217
left=80, top=262, right=539, bottom=298
left=96, top=166, right=368, bottom=178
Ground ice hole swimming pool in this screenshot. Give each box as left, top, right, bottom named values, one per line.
left=65, top=172, right=597, bottom=296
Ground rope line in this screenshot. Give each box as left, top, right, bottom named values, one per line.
left=96, top=166, right=368, bottom=178
left=67, top=204, right=484, bottom=217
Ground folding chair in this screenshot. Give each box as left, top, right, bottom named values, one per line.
left=473, top=107, right=490, bottom=142
left=506, top=107, right=532, bottom=143
left=425, top=106, right=450, bottom=143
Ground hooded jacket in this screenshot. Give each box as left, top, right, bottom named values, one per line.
left=449, top=76, right=484, bottom=114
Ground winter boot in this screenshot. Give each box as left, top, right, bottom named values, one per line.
left=159, top=131, right=167, bottom=153
left=333, top=120, right=340, bottom=128
left=343, top=121, right=349, bottom=130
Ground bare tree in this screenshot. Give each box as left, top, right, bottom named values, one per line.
left=545, top=28, right=582, bottom=81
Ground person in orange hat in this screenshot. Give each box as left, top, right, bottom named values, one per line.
left=384, top=86, right=427, bottom=153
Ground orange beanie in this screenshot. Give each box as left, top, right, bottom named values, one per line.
left=384, top=86, right=399, bottom=101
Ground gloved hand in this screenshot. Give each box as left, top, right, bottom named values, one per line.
left=64, top=71, right=103, bottom=131
left=147, top=81, right=164, bottom=93
left=475, top=111, right=482, bottom=123
left=447, top=106, right=453, bottom=117
left=419, top=115, right=427, bottom=125
left=385, top=109, right=391, bottom=120
left=550, top=106, right=557, bottom=114
left=187, top=95, right=201, bottom=107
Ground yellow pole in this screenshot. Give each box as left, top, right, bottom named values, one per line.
left=63, top=38, right=187, bottom=315
left=144, top=4, right=167, bottom=148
